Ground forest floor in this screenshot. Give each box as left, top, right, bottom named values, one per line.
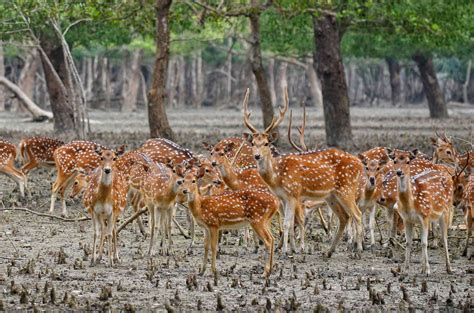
left=0, top=106, right=473, bottom=311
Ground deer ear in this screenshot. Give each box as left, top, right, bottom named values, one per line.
left=268, top=132, right=278, bottom=143
left=224, top=142, right=236, bottom=153
left=95, top=148, right=102, bottom=156
left=165, top=157, right=174, bottom=169
left=385, top=148, right=395, bottom=160
left=379, top=156, right=388, bottom=167
left=116, top=145, right=126, bottom=156
left=430, top=137, right=438, bottom=147
left=202, top=142, right=213, bottom=151
left=242, top=133, right=253, bottom=143
left=357, top=153, right=367, bottom=165
left=410, top=149, right=419, bottom=160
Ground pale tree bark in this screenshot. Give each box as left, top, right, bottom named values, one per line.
left=122, top=49, right=142, bottom=112
left=463, top=60, right=472, bottom=104
left=226, top=39, right=233, bottom=105
left=167, top=57, right=177, bottom=108
left=13, top=50, right=39, bottom=113
left=277, top=61, right=288, bottom=105
left=313, top=13, right=352, bottom=147
left=0, top=42, right=4, bottom=111
left=0, top=76, right=53, bottom=120
left=191, top=54, right=198, bottom=107
left=196, top=50, right=204, bottom=108
left=249, top=0, right=276, bottom=135
left=148, top=0, right=174, bottom=139
left=268, top=58, right=276, bottom=105
left=91, top=57, right=111, bottom=110
left=305, top=57, right=323, bottom=108
left=177, top=56, right=186, bottom=107
left=412, top=53, right=448, bottom=118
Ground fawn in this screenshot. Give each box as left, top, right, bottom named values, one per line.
left=178, top=167, right=279, bottom=277
left=390, top=150, right=453, bottom=275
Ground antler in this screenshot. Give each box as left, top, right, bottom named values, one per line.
left=297, top=102, right=308, bottom=151
left=288, top=110, right=304, bottom=153
left=455, top=150, right=470, bottom=179
left=242, top=88, right=258, bottom=133
left=264, top=87, right=289, bottom=134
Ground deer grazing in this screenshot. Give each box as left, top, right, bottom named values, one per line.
left=390, top=149, right=453, bottom=275
left=243, top=88, right=365, bottom=257
left=50, top=140, right=112, bottom=216
left=0, top=139, right=26, bottom=197
left=18, top=136, right=64, bottom=175
left=84, top=147, right=129, bottom=267
left=178, top=166, right=279, bottom=277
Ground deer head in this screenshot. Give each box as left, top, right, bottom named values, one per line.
left=242, top=88, right=289, bottom=162
left=431, top=132, right=457, bottom=164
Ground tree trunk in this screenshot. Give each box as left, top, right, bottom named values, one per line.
left=268, top=58, right=276, bottom=106
left=226, top=40, right=233, bottom=105
left=0, top=76, right=53, bottom=120
left=14, top=50, right=39, bottom=113
left=412, top=53, right=448, bottom=118
left=196, top=50, right=203, bottom=108
left=0, top=42, right=4, bottom=111
left=249, top=0, right=276, bottom=134
left=386, top=57, right=402, bottom=106
left=312, top=13, right=352, bottom=147
left=148, top=0, right=174, bottom=139
left=277, top=61, right=288, bottom=105
left=463, top=60, right=471, bottom=104
left=305, top=57, right=323, bottom=108
left=39, top=40, right=75, bottom=134
left=177, top=56, right=186, bottom=107
left=122, top=49, right=142, bottom=112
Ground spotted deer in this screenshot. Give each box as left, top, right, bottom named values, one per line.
left=243, top=88, right=365, bottom=256
left=460, top=172, right=473, bottom=258
left=18, top=136, right=64, bottom=175
left=390, top=150, right=453, bottom=275
left=204, top=137, right=256, bottom=168
left=431, top=133, right=473, bottom=171
left=0, top=139, right=26, bottom=197
left=84, top=148, right=128, bottom=267
left=50, top=141, right=112, bottom=216
left=136, top=154, right=186, bottom=256
left=356, top=147, right=390, bottom=247
left=178, top=168, right=279, bottom=277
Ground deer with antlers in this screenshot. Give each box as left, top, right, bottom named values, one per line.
left=390, top=149, right=454, bottom=274
left=243, top=89, right=365, bottom=256
left=0, top=139, right=26, bottom=197
left=178, top=166, right=279, bottom=277
left=50, top=141, right=113, bottom=217
left=18, top=136, right=64, bottom=176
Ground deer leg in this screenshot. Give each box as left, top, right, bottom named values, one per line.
left=113, top=215, right=120, bottom=264
left=337, top=196, right=363, bottom=257
left=368, top=204, right=376, bottom=248
left=294, top=200, right=305, bottom=253
left=97, top=217, right=106, bottom=263
left=1, top=163, right=26, bottom=198
left=439, top=213, right=452, bottom=274
left=209, top=227, right=219, bottom=276
left=148, top=204, right=156, bottom=257
left=462, top=207, right=472, bottom=257
left=281, top=198, right=297, bottom=255
left=252, top=222, right=274, bottom=277
left=200, top=229, right=210, bottom=275
left=106, top=213, right=115, bottom=267
left=420, top=219, right=430, bottom=275
left=90, top=211, right=99, bottom=266
left=166, top=206, right=175, bottom=255
left=429, top=222, right=439, bottom=249
left=326, top=200, right=349, bottom=258
left=403, top=221, right=414, bottom=273
left=186, top=207, right=195, bottom=248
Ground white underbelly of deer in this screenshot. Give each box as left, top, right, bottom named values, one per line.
left=302, top=189, right=331, bottom=200
left=94, top=202, right=113, bottom=215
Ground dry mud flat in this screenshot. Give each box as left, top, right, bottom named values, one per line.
left=0, top=106, right=473, bottom=311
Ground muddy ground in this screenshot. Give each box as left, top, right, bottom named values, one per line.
left=1, top=106, right=473, bottom=311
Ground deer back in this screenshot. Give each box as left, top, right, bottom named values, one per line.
left=0, top=139, right=17, bottom=167
left=19, top=136, right=64, bottom=163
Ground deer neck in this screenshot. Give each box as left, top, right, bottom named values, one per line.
left=186, top=186, right=202, bottom=219
left=168, top=175, right=180, bottom=199
left=396, top=173, right=414, bottom=210
left=218, top=159, right=242, bottom=190
left=256, top=152, right=278, bottom=186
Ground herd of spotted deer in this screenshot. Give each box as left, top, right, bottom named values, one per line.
left=1, top=89, right=473, bottom=278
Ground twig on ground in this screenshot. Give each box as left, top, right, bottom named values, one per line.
left=2, top=207, right=90, bottom=222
